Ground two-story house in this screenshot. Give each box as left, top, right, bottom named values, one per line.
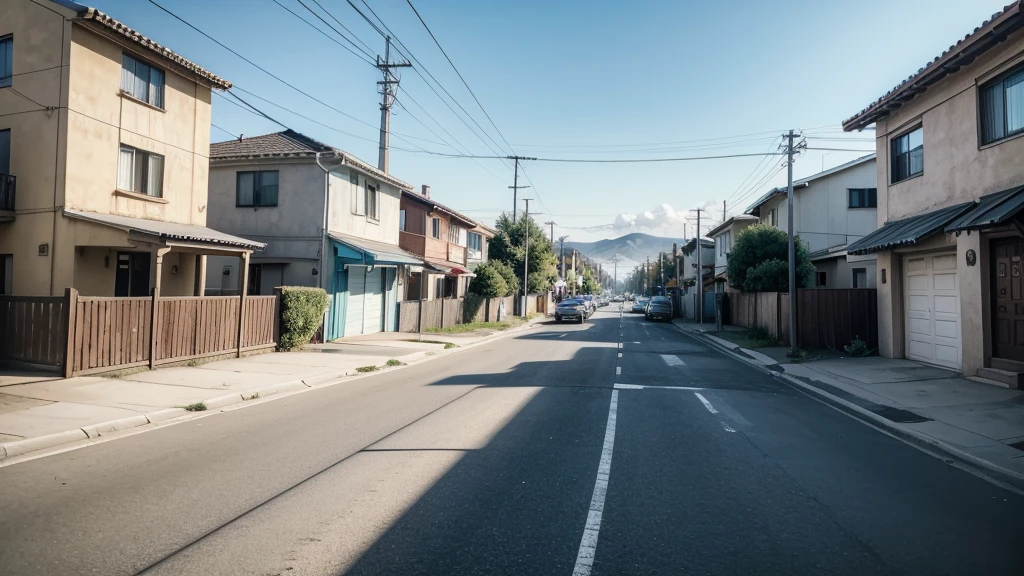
left=466, top=222, right=495, bottom=269
left=744, top=154, right=878, bottom=289
left=0, top=0, right=261, bottom=297
left=398, top=186, right=477, bottom=300
left=845, top=3, right=1024, bottom=382
left=205, top=130, right=426, bottom=340
left=706, top=215, right=758, bottom=292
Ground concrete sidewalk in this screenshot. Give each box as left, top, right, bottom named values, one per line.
left=674, top=319, right=1024, bottom=487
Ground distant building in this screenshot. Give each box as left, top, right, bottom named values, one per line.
left=705, top=215, right=758, bottom=292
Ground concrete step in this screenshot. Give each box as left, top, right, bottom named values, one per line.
left=966, top=375, right=1013, bottom=389
left=975, top=367, right=1024, bottom=389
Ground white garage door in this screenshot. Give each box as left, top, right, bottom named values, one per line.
left=362, top=268, right=383, bottom=335
left=904, top=252, right=961, bottom=370
left=345, top=267, right=366, bottom=337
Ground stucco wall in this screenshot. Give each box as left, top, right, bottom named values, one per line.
left=326, top=169, right=402, bottom=244
left=794, top=160, right=877, bottom=253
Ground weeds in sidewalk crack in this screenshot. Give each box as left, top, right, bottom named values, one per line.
left=183, top=402, right=207, bottom=412
left=385, top=359, right=403, bottom=367
left=356, top=365, right=379, bottom=373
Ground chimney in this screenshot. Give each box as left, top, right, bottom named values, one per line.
left=421, top=184, right=430, bottom=198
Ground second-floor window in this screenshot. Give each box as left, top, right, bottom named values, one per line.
left=718, top=232, right=730, bottom=256
left=1, top=35, right=13, bottom=88
left=431, top=217, right=441, bottom=239
left=448, top=225, right=462, bottom=244
left=765, top=208, right=778, bottom=227
left=890, top=126, right=923, bottom=183
left=236, top=170, right=278, bottom=207
left=980, top=64, right=1024, bottom=145
left=848, top=188, right=877, bottom=208
left=117, top=144, right=164, bottom=197
left=365, top=183, right=379, bottom=220
left=468, top=232, right=482, bottom=252
left=0, top=129, right=9, bottom=175
left=399, top=209, right=406, bottom=231
left=121, top=54, right=164, bottom=109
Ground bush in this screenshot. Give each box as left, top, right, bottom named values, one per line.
left=279, top=286, right=329, bottom=350
left=844, top=336, right=876, bottom=357
left=468, top=262, right=509, bottom=297
left=747, top=325, right=772, bottom=342
left=727, top=224, right=815, bottom=292
left=491, top=260, right=520, bottom=296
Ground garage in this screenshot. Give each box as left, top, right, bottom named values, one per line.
left=904, top=252, right=961, bottom=370
left=344, top=266, right=384, bottom=336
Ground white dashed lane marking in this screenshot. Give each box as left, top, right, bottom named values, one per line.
left=659, top=354, right=684, bottom=366
left=572, top=390, right=619, bottom=576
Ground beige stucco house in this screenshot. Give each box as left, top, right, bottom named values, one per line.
left=745, top=154, right=879, bottom=289
left=0, top=0, right=260, bottom=297
left=845, top=2, right=1024, bottom=385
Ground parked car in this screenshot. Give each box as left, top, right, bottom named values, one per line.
left=598, top=296, right=610, bottom=307
left=581, top=294, right=597, bottom=314
left=645, top=296, right=672, bottom=322
left=555, top=298, right=587, bottom=324
left=631, top=298, right=649, bottom=313
left=611, top=295, right=624, bottom=303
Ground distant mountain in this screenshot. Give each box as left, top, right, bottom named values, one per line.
left=561, top=233, right=681, bottom=268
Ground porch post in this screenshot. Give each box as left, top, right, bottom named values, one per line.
left=153, top=247, right=171, bottom=294
left=195, top=255, right=207, bottom=296
left=63, top=287, right=78, bottom=378
left=149, top=247, right=171, bottom=370
left=237, top=251, right=250, bottom=357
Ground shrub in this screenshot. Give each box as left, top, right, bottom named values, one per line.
left=385, top=359, right=403, bottom=367
left=468, top=262, right=509, bottom=297
left=844, top=336, right=876, bottom=357
left=747, top=325, right=772, bottom=342
left=491, top=260, right=520, bottom=296
left=727, top=224, right=815, bottom=292
left=279, top=286, right=329, bottom=350
left=183, top=402, right=207, bottom=411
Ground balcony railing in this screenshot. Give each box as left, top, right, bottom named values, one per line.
left=0, top=173, right=14, bottom=213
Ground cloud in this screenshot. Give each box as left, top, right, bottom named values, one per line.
left=613, top=203, right=687, bottom=233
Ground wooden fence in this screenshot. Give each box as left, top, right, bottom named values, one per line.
left=727, top=289, right=876, bottom=349
left=397, top=295, right=516, bottom=332
left=0, top=295, right=70, bottom=370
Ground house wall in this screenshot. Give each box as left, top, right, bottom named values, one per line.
left=681, top=244, right=714, bottom=281
left=327, top=169, right=402, bottom=245
left=712, top=219, right=757, bottom=279
left=794, top=160, right=877, bottom=253
left=401, top=198, right=429, bottom=236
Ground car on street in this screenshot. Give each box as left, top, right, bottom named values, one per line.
left=631, top=298, right=649, bottom=313
left=645, top=296, right=673, bottom=322
left=554, top=298, right=587, bottom=323
left=581, top=294, right=598, bottom=313
left=611, top=295, right=624, bottom=303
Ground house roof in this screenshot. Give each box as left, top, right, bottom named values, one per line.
left=401, top=190, right=477, bottom=228
left=847, top=202, right=974, bottom=255
left=327, top=232, right=424, bottom=267
left=843, top=2, right=1024, bottom=131
left=745, top=154, right=876, bottom=215
left=681, top=237, right=714, bottom=255
left=706, top=215, right=758, bottom=238
left=64, top=209, right=264, bottom=250
left=946, top=184, right=1024, bottom=234
left=211, top=130, right=413, bottom=191
left=51, top=1, right=231, bottom=90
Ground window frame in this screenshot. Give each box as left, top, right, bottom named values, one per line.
left=0, top=35, right=13, bottom=89
left=816, top=271, right=827, bottom=287
left=399, top=209, right=406, bottom=231
left=979, top=62, right=1024, bottom=146
left=120, top=53, right=165, bottom=109
left=365, top=182, right=379, bottom=221
left=448, top=224, right=461, bottom=244
left=467, top=232, right=482, bottom=252
left=235, top=170, right=279, bottom=208
left=117, top=144, right=164, bottom=198
left=890, top=125, right=923, bottom=184
left=350, top=171, right=363, bottom=215
left=852, top=267, right=867, bottom=288
left=431, top=217, right=441, bottom=239
left=848, top=188, right=878, bottom=209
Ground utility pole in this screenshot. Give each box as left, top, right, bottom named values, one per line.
left=558, top=235, right=569, bottom=280
left=521, top=198, right=534, bottom=316
left=693, top=208, right=706, bottom=324
left=645, top=256, right=650, bottom=296
left=723, top=200, right=727, bottom=223
left=376, top=36, right=411, bottom=173
left=545, top=221, right=556, bottom=245
left=659, top=252, right=664, bottom=292
left=783, top=129, right=803, bottom=353
left=507, top=156, right=536, bottom=222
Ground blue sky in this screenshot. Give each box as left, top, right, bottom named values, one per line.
left=96, top=0, right=1006, bottom=241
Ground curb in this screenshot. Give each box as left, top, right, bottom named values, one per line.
left=0, top=316, right=548, bottom=464
left=680, top=327, right=1024, bottom=490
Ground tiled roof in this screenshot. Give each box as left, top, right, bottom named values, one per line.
left=402, top=190, right=477, bottom=227
left=211, top=130, right=413, bottom=191
left=745, top=154, right=876, bottom=215
left=53, top=1, right=231, bottom=89
left=843, top=2, right=1023, bottom=131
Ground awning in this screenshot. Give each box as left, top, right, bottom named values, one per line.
left=808, top=245, right=849, bottom=262
left=946, top=185, right=1024, bottom=235
left=328, top=232, right=424, bottom=266
left=424, top=259, right=475, bottom=276
left=847, top=202, right=974, bottom=255
left=64, top=209, right=264, bottom=250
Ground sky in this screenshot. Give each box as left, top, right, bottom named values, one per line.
left=91, top=0, right=1008, bottom=242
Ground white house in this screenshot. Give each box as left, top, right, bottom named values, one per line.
left=745, top=154, right=878, bottom=289
left=706, top=215, right=758, bottom=291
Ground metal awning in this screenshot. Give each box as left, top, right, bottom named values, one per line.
left=64, top=209, right=264, bottom=250
left=328, top=232, right=424, bottom=266
left=424, top=259, right=475, bottom=277
left=847, top=202, right=974, bottom=255
left=945, top=185, right=1024, bottom=235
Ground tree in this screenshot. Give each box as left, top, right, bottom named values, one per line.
left=487, top=213, right=558, bottom=293
left=468, top=261, right=509, bottom=297
left=726, top=223, right=814, bottom=292
left=491, top=259, right=520, bottom=296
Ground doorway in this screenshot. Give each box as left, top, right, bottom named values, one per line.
left=992, top=239, right=1024, bottom=362
left=114, top=251, right=151, bottom=297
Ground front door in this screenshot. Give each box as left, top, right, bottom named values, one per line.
left=115, top=251, right=151, bottom=297
left=992, top=239, right=1024, bottom=361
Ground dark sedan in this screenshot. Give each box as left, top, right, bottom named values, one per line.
left=555, top=298, right=587, bottom=323
left=630, top=298, right=649, bottom=313
left=645, top=297, right=673, bottom=322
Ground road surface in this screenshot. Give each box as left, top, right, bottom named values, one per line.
left=1, top=306, right=1021, bottom=575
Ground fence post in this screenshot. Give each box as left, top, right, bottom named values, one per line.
left=149, top=286, right=160, bottom=369
left=237, top=252, right=250, bottom=357
left=440, top=296, right=445, bottom=329
left=273, top=287, right=282, bottom=345
left=63, top=287, right=78, bottom=378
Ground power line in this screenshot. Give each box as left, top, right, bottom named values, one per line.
left=806, top=147, right=876, bottom=153
left=273, top=0, right=375, bottom=65
left=724, top=136, right=780, bottom=204
left=212, top=123, right=239, bottom=139
left=307, top=0, right=376, bottom=56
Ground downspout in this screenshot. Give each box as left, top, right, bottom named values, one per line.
left=314, top=151, right=341, bottom=290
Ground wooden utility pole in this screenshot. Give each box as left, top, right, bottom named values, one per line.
left=376, top=37, right=411, bottom=173
left=508, top=156, right=536, bottom=222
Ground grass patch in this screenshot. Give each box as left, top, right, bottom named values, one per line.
left=713, top=328, right=777, bottom=349
left=426, top=321, right=512, bottom=334
left=187, top=359, right=199, bottom=367
left=406, top=339, right=460, bottom=349
left=385, top=359, right=403, bottom=367
left=183, top=402, right=207, bottom=412
left=444, top=342, right=458, bottom=349
left=355, top=365, right=380, bottom=373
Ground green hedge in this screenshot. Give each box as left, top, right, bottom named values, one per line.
left=278, top=287, right=329, bottom=351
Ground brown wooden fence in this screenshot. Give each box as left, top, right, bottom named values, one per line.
left=0, top=295, right=70, bottom=370
left=396, top=295, right=516, bottom=332
left=727, top=289, right=876, bottom=349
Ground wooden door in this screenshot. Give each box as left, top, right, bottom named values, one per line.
left=993, top=240, right=1024, bottom=361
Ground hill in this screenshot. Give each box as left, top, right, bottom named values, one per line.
left=562, top=233, right=680, bottom=268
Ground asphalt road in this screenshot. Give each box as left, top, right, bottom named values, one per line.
left=0, top=306, right=1022, bottom=575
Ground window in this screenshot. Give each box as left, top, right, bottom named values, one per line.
left=448, top=225, right=461, bottom=244
left=434, top=276, right=444, bottom=298
left=980, top=64, right=1024, bottom=145
left=350, top=171, right=363, bottom=215
left=0, top=35, right=12, bottom=88
left=890, top=126, right=923, bottom=183
left=120, top=54, right=164, bottom=108
left=365, top=183, right=379, bottom=220
left=117, top=144, right=164, bottom=197
left=848, top=188, right=877, bottom=208
left=431, top=217, right=441, bottom=239
left=235, top=170, right=278, bottom=207
left=0, top=129, right=9, bottom=174
left=852, top=268, right=867, bottom=288
left=765, top=208, right=778, bottom=227
left=718, top=232, right=730, bottom=256
left=0, top=254, right=11, bottom=295
left=816, top=271, right=827, bottom=287
left=468, top=232, right=482, bottom=252
left=399, top=209, right=406, bottom=231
